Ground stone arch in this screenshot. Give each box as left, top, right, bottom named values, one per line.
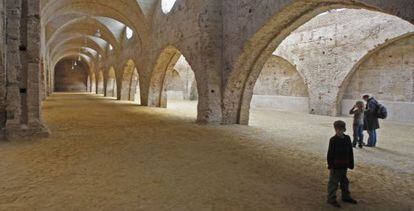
left=165, top=56, right=198, bottom=102
left=339, top=32, right=414, bottom=122
left=147, top=46, right=185, bottom=108
left=105, top=67, right=117, bottom=98
left=120, top=59, right=139, bottom=101
left=88, top=73, right=96, bottom=93
left=130, top=68, right=141, bottom=103
left=96, top=70, right=104, bottom=94
left=250, top=55, right=309, bottom=115
left=223, top=1, right=414, bottom=125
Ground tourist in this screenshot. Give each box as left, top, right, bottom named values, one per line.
left=349, top=101, right=365, bottom=148
left=327, top=120, right=357, bottom=208
left=363, top=94, right=380, bottom=147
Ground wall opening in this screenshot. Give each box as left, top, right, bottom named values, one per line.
left=97, top=71, right=104, bottom=94
left=250, top=55, right=309, bottom=114
left=106, top=67, right=117, bottom=98
left=120, top=60, right=141, bottom=103
left=54, top=59, right=89, bottom=92
left=148, top=46, right=198, bottom=119
left=88, top=73, right=96, bottom=93
left=131, top=68, right=141, bottom=104
left=161, top=0, right=176, bottom=14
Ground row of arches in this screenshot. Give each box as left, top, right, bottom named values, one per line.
left=80, top=52, right=197, bottom=113
left=47, top=1, right=414, bottom=125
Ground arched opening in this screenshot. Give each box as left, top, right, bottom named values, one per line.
left=88, top=73, right=96, bottom=93
left=105, top=67, right=117, bottom=98
left=161, top=0, right=177, bottom=14
left=228, top=6, right=414, bottom=125
left=126, top=27, right=134, bottom=39
left=120, top=60, right=140, bottom=102
left=130, top=68, right=141, bottom=104
left=54, top=59, right=89, bottom=92
left=96, top=71, right=104, bottom=95
left=164, top=56, right=198, bottom=112
left=341, top=34, right=414, bottom=123
left=250, top=55, right=309, bottom=114
left=148, top=46, right=198, bottom=117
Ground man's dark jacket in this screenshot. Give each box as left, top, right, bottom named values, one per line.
left=364, top=98, right=380, bottom=130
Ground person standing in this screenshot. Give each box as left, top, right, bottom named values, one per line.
left=349, top=101, right=365, bottom=148
left=327, top=120, right=357, bottom=208
left=363, top=94, right=380, bottom=147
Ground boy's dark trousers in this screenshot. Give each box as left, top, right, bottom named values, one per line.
left=327, top=168, right=351, bottom=203
left=352, top=124, right=364, bottom=146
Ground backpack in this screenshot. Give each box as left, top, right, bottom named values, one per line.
left=376, top=103, right=388, bottom=119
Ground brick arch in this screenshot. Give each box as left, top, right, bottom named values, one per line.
left=104, top=67, right=117, bottom=98
left=249, top=55, right=310, bottom=116
left=147, top=46, right=186, bottom=108
left=223, top=0, right=414, bottom=125
left=88, top=72, right=96, bottom=93
left=96, top=70, right=105, bottom=95
left=120, top=59, right=139, bottom=101
left=129, top=68, right=141, bottom=103
left=337, top=32, right=414, bottom=114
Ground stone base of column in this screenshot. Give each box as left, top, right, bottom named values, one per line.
left=2, top=122, right=51, bottom=140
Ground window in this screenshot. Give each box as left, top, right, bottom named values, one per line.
left=161, top=0, right=176, bottom=14
left=126, top=27, right=134, bottom=39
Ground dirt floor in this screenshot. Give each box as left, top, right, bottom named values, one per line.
left=0, top=93, right=413, bottom=210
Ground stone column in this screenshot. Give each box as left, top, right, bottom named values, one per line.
left=0, top=1, right=7, bottom=138
left=191, top=0, right=223, bottom=123
left=3, top=0, right=49, bottom=139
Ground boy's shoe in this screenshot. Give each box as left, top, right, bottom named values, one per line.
left=342, top=198, right=358, bottom=204
left=358, top=144, right=363, bottom=148
left=328, top=201, right=341, bottom=208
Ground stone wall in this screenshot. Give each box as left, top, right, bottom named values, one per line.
left=54, top=60, right=88, bottom=92
left=222, top=1, right=414, bottom=124
left=248, top=9, right=414, bottom=120
left=344, top=35, right=414, bottom=102
left=342, top=35, right=414, bottom=122
left=274, top=9, right=414, bottom=116
left=253, top=56, right=308, bottom=97
left=251, top=55, right=309, bottom=112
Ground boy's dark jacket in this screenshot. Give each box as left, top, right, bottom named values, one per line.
left=327, top=134, right=354, bottom=169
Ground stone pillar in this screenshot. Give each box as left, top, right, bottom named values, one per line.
left=5, top=0, right=24, bottom=133
left=119, top=80, right=130, bottom=101
left=0, top=1, right=7, bottom=138
left=193, top=0, right=223, bottom=124
left=3, top=0, right=49, bottom=139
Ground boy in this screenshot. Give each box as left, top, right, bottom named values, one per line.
left=349, top=101, right=365, bottom=148
left=327, top=120, right=357, bottom=208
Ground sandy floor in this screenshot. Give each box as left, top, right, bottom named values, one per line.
left=0, top=93, right=413, bottom=210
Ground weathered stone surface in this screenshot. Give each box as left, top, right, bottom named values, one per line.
left=2, top=0, right=414, bottom=138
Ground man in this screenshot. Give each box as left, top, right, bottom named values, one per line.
left=363, top=94, right=380, bottom=147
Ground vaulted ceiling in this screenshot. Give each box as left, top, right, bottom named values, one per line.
left=41, top=0, right=160, bottom=68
